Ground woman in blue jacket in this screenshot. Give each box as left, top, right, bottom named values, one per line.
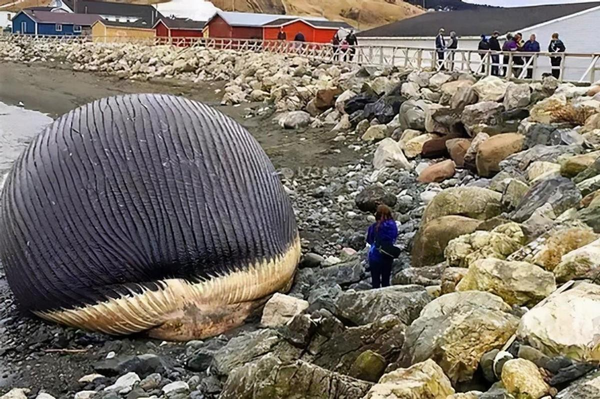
left=366, top=204, right=398, bottom=289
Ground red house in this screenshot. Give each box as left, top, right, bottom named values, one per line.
left=154, top=17, right=206, bottom=42
left=263, top=19, right=354, bottom=44
left=204, top=11, right=350, bottom=42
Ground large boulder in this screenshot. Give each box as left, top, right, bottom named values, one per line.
left=404, top=134, right=435, bottom=158
left=561, top=151, right=600, bottom=177
left=464, top=132, right=490, bottom=168
left=401, top=81, right=421, bottom=99
left=527, top=224, right=597, bottom=271
left=334, top=285, right=431, bottom=326
left=422, top=187, right=502, bottom=224
left=355, top=185, right=397, bottom=213
left=220, top=354, right=372, bottom=399
left=450, top=85, right=478, bottom=110
left=399, top=100, right=427, bottom=131
left=440, top=80, right=475, bottom=105
left=445, top=223, right=525, bottom=268
left=512, top=177, right=581, bottom=222
left=373, top=138, right=412, bottom=170
left=501, top=359, right=550, bottom=399
left=429, top=72, right=453, bottom=90
left=446, top=138, right=472, bottom=167
left=412, top=216, right=482, bottom=267
left=529, top=94, right=567, bottom=124
left=501, top=144, right=583, bottom=173
left=555, top=371, right=600, bottom=399
left=553, top=238, right=600, bottom=283
left=365, top=360, right=454, bottom=399
left=344, top=93, right=377, bottom=115
left=362, top=125, right=389, bottom=142
left=279, top=111, right=311, bottom=129
left=315, top=88, right=342, bottom=110
left=522, top=123, right=561, bottom=149
left=461, top=102, right=505, bottom=137
left=476, top=133, right=525, bottom=177
left=503, top=83, right=531, bottom=111
left=400, top=291, right=519, bottom=383
left=335, top=90, right=357, bottom=113
left=517, top=282, right=600, bottom=362
left=421, top=135, right=460, bottom=158
left=417, top=160, right=456, bottom=183
left=456, top=259, right=557, bottom=307
left=425, top=104, right=462, bottom=135
left=472, top=76, right=509, bottom=102
left=261, top=293, right=309, bottom=328
left=363, top=95, right=406, bottom=124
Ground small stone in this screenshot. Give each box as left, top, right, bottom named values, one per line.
left=362, top=125, right=388, bottom=142
left=261, top=293, right=309, bottom=328
left=35, top=394, right=55, bottom=399
left=78, top=373, right=105, bottom=383
left=74, top=392, right=96, bottom=399
left=162, top=381, right=190, bottom=397
left=104, top=372, right=141, bottom=394
left=139, top=373, right=162, bottom=391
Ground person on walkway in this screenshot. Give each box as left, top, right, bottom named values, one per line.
left=548, top=33, right=566, bottom=79
left=522, top=33, right=540, bottom=78
left=366, top=204, right=398, bottom=289
left=332, top=32, right=340, bottom=61
left=341, top=37, right=350, bottom=61
left=489, top=30, right=501, bottom=76
left=435, top=28, right=446, bottom=70
left=277, top=27, right=287, bottom=41
left=346, top=30, right=358, bottom=61
left=448, top=31, right=458, bottom=70
left=512, top=32, right=525, bottom=77
left=478, top=34, right=490, bottom=74
left=502, top=33, right=518, bottom=77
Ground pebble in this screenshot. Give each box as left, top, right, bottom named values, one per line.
left=73, top=392, right=96, bottom=399
left=103, top=372, right=141, bottom=394
left=78, top=373, right=105, bottom=383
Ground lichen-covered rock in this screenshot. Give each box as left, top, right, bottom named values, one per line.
left=476, top=133, right=525, bottom=177
left=445, top=223, right=525, bottom=268
left=553, top=238, right=600, bottom=282
left=441, top=267, right=468, bottom=294
left=517, top=282, right=600, bottom=362
left=412, top=216, right=482, bottom=267
left=348, top=350, right=387, bottom=383
left=404, top=134, right=435, bottom=158
left=461, top=102, right=505, bottom=137
left=422, top=187, right=502, bottom=224
left=472, top=76, right=509, bottom=102
left=502, top=179, right=530, bottom=211
left=501, top=359, right=550, bottom=399
left=400, top=291, right=519, bottom=383
left=531, top=225, right=598, bottom=271
left=362, top=124, right=389, bottom=141
left=530, top=94, right=567, bottom=124
left=456, top=259, right=556, bottom=307
left=503, top=83, right=531, bottom=111
left=365, top=360, right=454, bottom=399
left=560, top=151, right=600, bottom=178
left=261, top=293, right=309, bottom=328
left=556, top=370, right=600, bottom=399
left=334, top=285, right=431, bottom=326
left=220, top=354, right=372, bottom=399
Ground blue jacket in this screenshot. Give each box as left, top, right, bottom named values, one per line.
left=522, top=40, right=540, bottom=52
left=366, top=219, right=398, bottom=263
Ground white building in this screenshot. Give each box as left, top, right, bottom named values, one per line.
left=357, top=2, right=600, bottom=82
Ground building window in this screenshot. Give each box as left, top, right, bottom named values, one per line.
left=55, top=23, right=62, bottom=31
left=21, top=21, right=27, bottom=33
left=73, top=25, right=81, bottom=32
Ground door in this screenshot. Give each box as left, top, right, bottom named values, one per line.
left=21, top=21, right=26, bottom=34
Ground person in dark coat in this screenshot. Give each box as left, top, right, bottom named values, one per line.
left=366, top=204, right=398, bottom=289
left=346, top=30, right=358, bottom=61
left=522, top=33, right=540, bottom=78
left=277, top=27, right=286, bottom=41
left=435, top=28, right=446, bottom=70
left=332, top=32, right=340, bottom=61
left=548, top=32, right=566, bottom=79
left=478, top=34, right=490, bottom=74
left=488, top=30, right=501, bottom=76
left=512, top=32, right=525, bottom=77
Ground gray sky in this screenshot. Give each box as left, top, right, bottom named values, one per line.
left=464, top=0, right=600, bottom=6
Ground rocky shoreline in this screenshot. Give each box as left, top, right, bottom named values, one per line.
left=1, top=38, right=600, bottom=399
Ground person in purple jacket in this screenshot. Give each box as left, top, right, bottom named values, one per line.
left=502, top=33, right=518, bottom=77
left=366, top=204, right=398, bottom=289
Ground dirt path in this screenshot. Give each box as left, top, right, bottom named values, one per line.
left=0, top=62, right=357, bottom=171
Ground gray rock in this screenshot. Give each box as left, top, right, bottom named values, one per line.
left=300, top=253, right=324, bottom=268
left=556, top=370, right=600, bottom=399
left=103, top=372, right=140, bottom=394
left=391, top=264, right=446, bottom=286
left=500, top=144, right=583, bottom=172
left=94, top=354, right=166, bottom=378
left=480, top=382, right=516, bottom=399
left=399, top=100, right=427, bottom=131
left=425, top=104, right=462, bottom=135
left=461, top=102, right=505, bottom=137
left=334, top=285, right=431, bottom=326
left=162, top=381, right=189, bottom=398
left=503, top=83, right=531, bottom=111
left=139, top=373, right=161, bottom=391
left=355, top=185, right=397, bottom=212
left=523, top=123, right=561, bottom=148
left=512, top=177, right=581, bottom=222
left=220, top=354, right=372, bottom=399
left=481, top=349, right=500, bottom=382
left=279, top=111, right=311, bottom=129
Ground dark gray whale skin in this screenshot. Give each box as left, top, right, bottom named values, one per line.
left=0, top=94, right=297, bottom=315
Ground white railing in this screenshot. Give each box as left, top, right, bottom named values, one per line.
left=2, top=34, right=599, bottom=83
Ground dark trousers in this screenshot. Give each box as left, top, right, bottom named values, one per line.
left=491, top=54, right=500, bottom=76
left=523, top=56, right=533, bottom=79
left=370, top=258, right=392, bottom=289
left=551, top=57, right=562, bottom=79
left=436, top=50, right=445, bottom=70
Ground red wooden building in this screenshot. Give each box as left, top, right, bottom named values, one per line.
left=204, top=11, right=353, bottom=42
left=263, top=18, right=353, bottom=43
left=154, top=17, right=206, bottom=40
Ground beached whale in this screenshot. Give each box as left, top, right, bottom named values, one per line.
left=0, top=94, right=300, bottom=341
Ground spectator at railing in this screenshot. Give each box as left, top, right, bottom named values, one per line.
left=332, top=32, right=340, bottom=61
left=277, top=27, right=286, bottom=41
left=489, top=30, right=501, bottom=76
left=522, top=34, right=540, bottom=79
left=478, top=34, right=490, bottom=74
left=549, top=32, right=566, bottom=79
left=435, top=28, right=446, bottom=70
left=347, top=30, right=358, bottom=62
left=448, top=31, right=458, bottom=70
left=502, top=33, right=518, bottom=77
left=341, top=38, right=350, bottom=61
left=513, top=32, right=525, bottom=77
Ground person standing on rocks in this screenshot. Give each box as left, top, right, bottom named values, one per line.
left=435, top=28, right=446, bottom=70
left=489, top=30, right=501, bottom=76
left=548, top=32, right=566, bottom=79
left=366, top=204, right=398, bottom=289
